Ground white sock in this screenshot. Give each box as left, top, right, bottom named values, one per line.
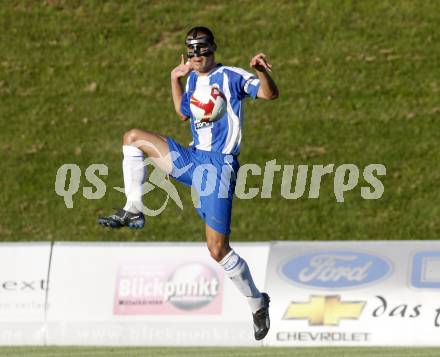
left=219, top=249, right=264, bottom=313
left=122, top=145, right=146, bottom=214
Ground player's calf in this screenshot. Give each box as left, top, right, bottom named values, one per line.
left=217, top=249, right=271, bottom=340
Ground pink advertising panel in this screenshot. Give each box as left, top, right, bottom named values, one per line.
left=114, top=259, right=224, bottom=315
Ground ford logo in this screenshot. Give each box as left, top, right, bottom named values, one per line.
left=280, top=251, right=392, bottom=288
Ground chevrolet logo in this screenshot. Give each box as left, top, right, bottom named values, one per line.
left=283, top=295, right=365, bottom=326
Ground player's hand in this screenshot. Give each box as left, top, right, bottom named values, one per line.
left=250, top=53, right=272, bottom=73
left=171, top=54, right=193, bottom=79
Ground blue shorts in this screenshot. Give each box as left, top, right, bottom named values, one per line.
left=166, top=137, right=239, bottom=235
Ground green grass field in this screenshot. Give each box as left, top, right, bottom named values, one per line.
left=0, top=347, right=440, bottom=357
left=1, top=0, right=439, bottom=242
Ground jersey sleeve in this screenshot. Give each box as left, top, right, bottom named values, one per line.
left=180, top=76, right=192, bottom=118
left=180, top=92, right=191, bottom=118
left=232, top=68, right=260, bottom=100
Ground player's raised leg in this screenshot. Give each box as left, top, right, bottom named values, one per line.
left=98, top=128, right=172, bottom=229
left=205, top=224, right=270, bottom=340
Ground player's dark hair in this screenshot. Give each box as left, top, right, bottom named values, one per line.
left=186, top=26, right=217, bottom=50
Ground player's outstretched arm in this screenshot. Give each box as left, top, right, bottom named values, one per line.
left=171, top=54, right=193, bottom=120
left=250, top=53, right=279, bottom=100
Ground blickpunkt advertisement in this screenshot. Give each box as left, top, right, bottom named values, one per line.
left=46, top=242, right=269, bottom=346
left=113, top=259, right=224, bottom=316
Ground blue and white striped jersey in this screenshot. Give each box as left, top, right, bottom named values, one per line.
left=180, top=64, right=260, bottom=155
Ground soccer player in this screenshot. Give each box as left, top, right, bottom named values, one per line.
left=98, top=26, right=279, bottom=340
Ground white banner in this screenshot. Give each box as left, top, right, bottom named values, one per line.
left=46, top=242, right=269, bottom=346
left=3, top=241, right=439, bottom=346
left=0, top=243, right=51, bottom=345
left=264, top=241, right=440, bottom=346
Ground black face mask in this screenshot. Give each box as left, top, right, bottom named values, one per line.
left=185, top=37, right=216, bottom=58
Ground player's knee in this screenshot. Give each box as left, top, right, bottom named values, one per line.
left=209, top=247, right=223, bottom=262
left=208, top=243, right=229, bottom=262
left=123, top=128, right=143, bottom=145
left=123, top=129, right=136, bottom=145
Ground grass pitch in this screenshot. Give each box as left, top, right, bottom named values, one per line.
left=1, top=0, right=439, bottom=242
left=1, top=347, right=440, bottom=357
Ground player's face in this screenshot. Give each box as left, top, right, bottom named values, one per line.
left=186, top=40, right=216, bottom=74
left=188, top=48, right=215, bottom=73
